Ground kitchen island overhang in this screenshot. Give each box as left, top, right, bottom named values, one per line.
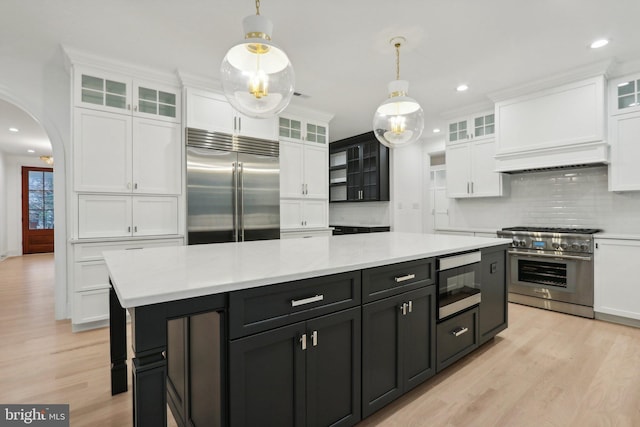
left=105, top=232, right=510, bottom=427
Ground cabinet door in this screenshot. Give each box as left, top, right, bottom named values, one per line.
left=470, top=112, right=495, bottom=141
left=279, top=141, right=305, bottom=198
left=305, top=122, right=328, bottom=144
left=186, top=90, right=235, bottom=134
left=609, top=112, right=640, bottom=191
left=229, top=322, right=306, bottom=427
left=346, top=145, right=362, bottom=200
left=279, top=116, right=304, bottom=142
left=594, top=239, right=640, bottom=320
left=237, top=113, right=278, bottom=140
left=479, top=249, right=507, bottom=344
left=446, top=142, right=471, bottom=198
left=132, top=119, right=182, bottom=194
left=74, top=108, right=132, bottom=192
left=132, top=196, right=178, bottom=236
left=303, top=200, right=328, bottom=228
left=361, top=293, right=404, bottom=417
left=402, top=287, right=436, bottom=392
left=74, top=69, right=131, bottom=115
left=280, top=199, right=303, bottom=229
left=133, top=82, right=180, bottom=123
left=470, top=139, right=502, bottom=197
left=306, top=307, right=361, bottom=427
left=303, top=143, right=329, bottom=199
left=78, top=194, right=132, bottom=238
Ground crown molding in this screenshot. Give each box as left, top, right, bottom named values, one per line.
left=440, top=99, right=494, bottom=120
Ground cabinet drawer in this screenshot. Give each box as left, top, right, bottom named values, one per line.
left=74, top=238, right=183, bottom=261
left=74, top=261, right=109, bottom=292
left=229, top=271, right=361, bottom=339
left=362, top=258, right=435, bottom=303
left=436, top=307, right=479, bottom=372
left=72, top=289, right=110, bottom=326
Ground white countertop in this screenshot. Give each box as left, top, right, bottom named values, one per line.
left=104, top=232, right=511, bottom=309
left=434, top=227, right=499, bottom=234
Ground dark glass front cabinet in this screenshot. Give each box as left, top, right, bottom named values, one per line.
left=329, top=132, right=389, bottom=202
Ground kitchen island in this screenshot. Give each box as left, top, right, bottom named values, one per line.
left=105, top=232, right=510, bottom=427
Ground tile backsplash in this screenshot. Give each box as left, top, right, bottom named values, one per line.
left=448, top=166, right=640, bottom=233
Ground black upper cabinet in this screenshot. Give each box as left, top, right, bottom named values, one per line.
left=329, top=132, right=389, bottom=202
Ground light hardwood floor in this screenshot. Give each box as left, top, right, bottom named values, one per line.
left=1, top=254, right=639, bottom=426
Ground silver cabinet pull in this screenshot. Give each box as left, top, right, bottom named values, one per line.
left=400, top=303, right=407, bottom=316
left=300, top=333, right=307, bottom=350
left=451, top=327, right=469, bottom=337
left=134, top=183, right=138, bottom=190
left=467, top=182, right=470, bottom=194
left=471, top=182, right=474, bottom=194
left=291, top=294, right=324, bottom=307
left=394, top=274, right=415, bottom=283
left=127, top=226, right=131, bottom=233
left=311, top=330, right=318, bottom=347
left=234, top=116, right=237, bottom=131
left=238, top=117, right=241, bottom=132
left=127, top=104, right=131, bottom=110
left=408, top=300, right=413, bottom=313
left=134, top=105, right=138, bottom=112
left=302, top=183, right=305, bottom=195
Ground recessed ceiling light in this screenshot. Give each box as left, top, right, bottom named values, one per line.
left=27, top=149, right=35, bottom=153
left=433, top=128, right=441, bottom=133
left=456, top=84, right=469, bottom=92
left=590, top=39, right=609, bottom=49
left=9, top=127, right=19, bottom=132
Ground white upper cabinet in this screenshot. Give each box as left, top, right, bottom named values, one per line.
left=75, top=67, right=180, bottom=123
left=608, top=72, right=640, bottom=191
left=74, top=109, right=181, bottom=194
left=610, top=74, right=640, bottom=115
left=185, top=88, right=278, bottom=140
left=447, top=111, right=495, bottom=144
left=279, top=115, right=328, bottom=145
left=279, top=140, right=328, bottom=199
left=280, top=199, right=327, bottom=229
left=494, top=75, right=607, bottom=172
left=446, top=138, right=506, bottom=198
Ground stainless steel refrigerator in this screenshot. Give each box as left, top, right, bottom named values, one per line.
left=186, top=127, right=280, bottom=244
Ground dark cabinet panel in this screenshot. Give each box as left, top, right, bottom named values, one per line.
left=229, top=307, right=361, bottom=427
left=362, top=258, right=435, bottom=303
left=329, top=132, right=389, bottom=202
left=436, top=307, right=479, bottom=372
left=479, top=246, right=508, bottom=344
left=362, top=286, right=436, bottom=417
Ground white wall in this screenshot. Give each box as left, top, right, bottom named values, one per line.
left=0, top=150, right=6, bottom=259
left=4, top=155, right=49, bottom=256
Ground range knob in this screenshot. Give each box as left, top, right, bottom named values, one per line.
left=580, top=243, right=590, bottom=251
left=560, top=243, right=568, bottom=250
left=512, top=239, right=519, bottom=247
left=571, top=243, right=580, bottom=251
left=519, top=240, right=527, bottom=247
left=552, top=242, right=560, bottom=250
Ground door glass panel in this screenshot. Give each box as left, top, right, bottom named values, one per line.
left=27, top=170, right=54, bottom=230
left=458, top=121, right=466, bottom=130
left=317, top=126, right=326, bottom=135
left=158, top=104, right=176, bottom=117
left=81, top=89, right=104, bottom=105
left=450, top=132, right=458, bottom=142
left=279, top=127, right=289, bottom=137
left=618, top=95, right=636, bottom=110
left=138, top=87, right=157, bottom=101
left=307, top=124, right=316, bottom=134
left=317, top=134, right=326, bottom=144
left=476, top=127, right=485, bottom=137
left=159, top=91, right=176, bottom=105
left=485, top=114, right=494, bottom=125
left=106, top=80, right=126, bottom=96
left=105, top=94, right=127, bottom=109
left=291, top=130, right=301, bottom=139
left=474, top=117, right=484, bottom=127
left=617, top=81, right=635, bottom=96
left=449, top=123, right=458, bottom=132
left=291, top=120, right=301, bottom=130
left=485, top=124, right=495, bottom=134
left=82, top=75, right=103, bottom=91
left=139, top=99, right=157, bottom=114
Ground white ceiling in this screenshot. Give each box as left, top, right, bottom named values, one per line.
left=2, top=0, right=640, bottom=154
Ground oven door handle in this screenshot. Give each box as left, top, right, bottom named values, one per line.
left=508, top=250, right=592, bottom=262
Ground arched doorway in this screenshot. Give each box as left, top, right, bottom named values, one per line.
left=0, top=94, right=68, bottom=320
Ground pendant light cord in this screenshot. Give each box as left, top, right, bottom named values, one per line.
left=256, top=0, right=261, bottom=15
left=395, top=42, right=401, bottom=80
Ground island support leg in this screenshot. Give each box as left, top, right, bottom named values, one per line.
left=109, top=285, right=128, bottom=395
left=132, top=352, right=167, bottom=427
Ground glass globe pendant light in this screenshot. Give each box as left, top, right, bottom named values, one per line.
left=373, top=37, right=424, bottom=148
left=220, top=0, right=295, bottom=118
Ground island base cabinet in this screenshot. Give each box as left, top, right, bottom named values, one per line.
left=229, top=307, right=361, bottom=427
left=479, top=247, right=508, bottom=344
left=361, top=286, right=436, bottom=418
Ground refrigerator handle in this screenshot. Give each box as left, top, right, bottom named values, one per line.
left=239, top=161, right=245, bottom=241
left=233, top=162, right=239, bottom=242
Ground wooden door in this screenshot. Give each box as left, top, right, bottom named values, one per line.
left=21, top=167, right=54, bottom=254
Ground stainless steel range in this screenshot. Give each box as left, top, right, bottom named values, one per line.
left=497, top=226, right=601, bottom=318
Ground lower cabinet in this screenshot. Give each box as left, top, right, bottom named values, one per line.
left=229, top=306, right=361, bottom=427
left=436, top=307, right=479, bottom=372
left=479, top=246, right=508, bottom=344
left=361, top=286, right=436, bottom=418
